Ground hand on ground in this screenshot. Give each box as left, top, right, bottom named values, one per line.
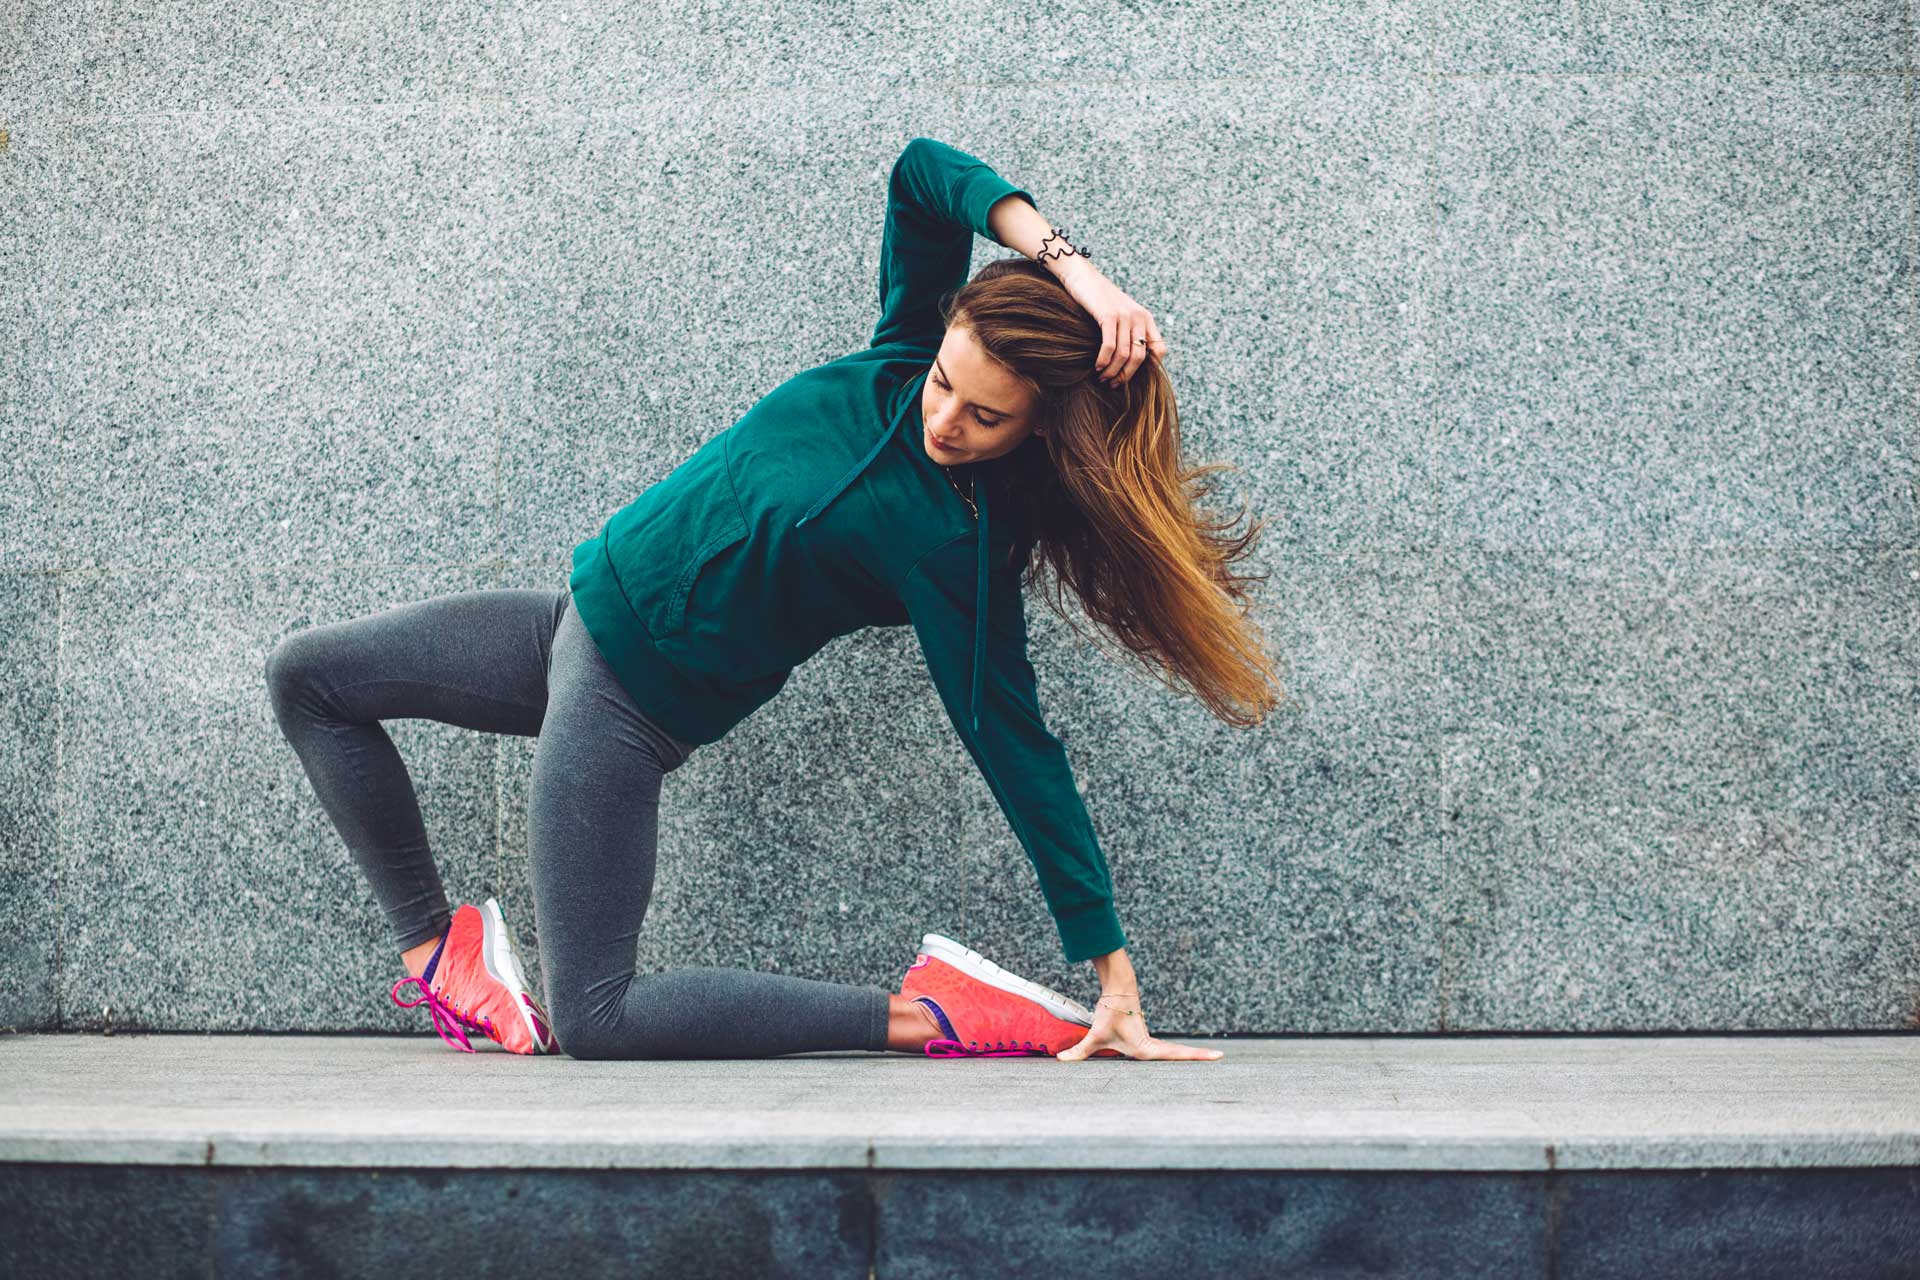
left=1056, top=995, right=1224, bottom=1062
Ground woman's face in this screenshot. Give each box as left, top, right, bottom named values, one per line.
left=920, top=325, right=1040, bottom=465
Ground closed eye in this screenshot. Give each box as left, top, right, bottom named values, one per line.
left=931, top=373, right=1004, bottom=427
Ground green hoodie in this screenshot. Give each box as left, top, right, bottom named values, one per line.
left=566, top=136, right=1126, bottom=963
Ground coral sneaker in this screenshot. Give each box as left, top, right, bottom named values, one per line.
left=390, top=898, right=557, bottom=1055
left=900, top=932, right=1121, bottom=1058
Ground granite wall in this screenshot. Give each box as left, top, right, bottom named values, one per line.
left=1, top=5, right=1915, bottom=1036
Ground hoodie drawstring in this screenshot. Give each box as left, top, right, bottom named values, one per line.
left=970, top=474, right=988, bottom=734
left=793, top=371, right=990, bottom=735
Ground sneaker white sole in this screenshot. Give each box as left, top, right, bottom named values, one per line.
left=481, top=896, right=556, bottom=1054
left=916, top=932, right=1096, bottom=1026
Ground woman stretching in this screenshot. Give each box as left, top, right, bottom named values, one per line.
left=266, top=137, right=1278, bottom=1062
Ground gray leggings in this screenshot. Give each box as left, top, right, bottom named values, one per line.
left=264, top=585, right=893, bottom=1059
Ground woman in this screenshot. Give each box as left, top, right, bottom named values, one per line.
left=266, top=137, right=1280, bottom=1063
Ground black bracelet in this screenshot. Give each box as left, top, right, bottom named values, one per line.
left=1038, top=225, right=1091, bottom=265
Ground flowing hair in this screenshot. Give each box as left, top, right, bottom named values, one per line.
left=942, top=257, right=1287, bottom=728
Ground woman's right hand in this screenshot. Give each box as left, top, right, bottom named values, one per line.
left=1056, top=993, right=1225, bottom=1062
left=1055, top=258, right=1168, bottom=389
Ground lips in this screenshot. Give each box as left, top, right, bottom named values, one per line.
left=930, top=432, right=959, bottom=451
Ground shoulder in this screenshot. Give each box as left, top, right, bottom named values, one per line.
left=820, top=339, right=939, bottom=374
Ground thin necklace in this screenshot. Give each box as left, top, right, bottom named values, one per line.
left=940, top=462, right=977, bottom=520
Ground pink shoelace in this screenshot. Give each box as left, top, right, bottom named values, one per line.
left=391, top=974, right=495, bottom=1053
left=924, top=1037, right=1051, bottom=1057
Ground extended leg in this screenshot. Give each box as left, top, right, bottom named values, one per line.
left=529, top=603, right=896, bottom=1059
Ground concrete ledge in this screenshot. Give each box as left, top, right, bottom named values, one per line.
left=3, top=1032, right=1917, bottom=1171
left=6, top=1034, right=1919, bottom=1278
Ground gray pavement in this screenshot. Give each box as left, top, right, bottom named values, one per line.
left=3, top=1032, right=1916, bottom=1172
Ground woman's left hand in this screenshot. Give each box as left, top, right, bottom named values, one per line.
left=1056, top=259, right=1169, bottom=389
left=1056, top=994, right=1225, bottom=1062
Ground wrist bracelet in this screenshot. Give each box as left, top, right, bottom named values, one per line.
left=1038, top=225, right=1091, bottom=266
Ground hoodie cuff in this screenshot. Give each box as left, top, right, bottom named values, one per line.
left=1055, top=899, right=1128, bottom=965
left=956, top=172, right=1036, bottom=245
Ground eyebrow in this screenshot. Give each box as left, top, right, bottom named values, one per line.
left=934, top=358, right=1012, bottom=419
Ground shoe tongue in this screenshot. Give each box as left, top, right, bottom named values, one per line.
left=915, top=996, right=956, bottom=1041
left=421, top=930, right=450, bottom=985
left=528, top=1004, right=551, bottom=1049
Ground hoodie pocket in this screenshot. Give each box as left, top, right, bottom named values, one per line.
left=649, top=511, right=748, bottom=642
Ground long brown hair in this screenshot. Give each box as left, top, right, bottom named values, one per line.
left=942, top=257, right=1287, bottom=728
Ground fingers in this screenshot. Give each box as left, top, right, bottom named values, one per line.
left=1099, top=310, right=1166, bottom=388
left=1096, top=320, right=1126, bottom=387
left=1147, top=1040, right=1225, bottom=1061
left=1096, top=316, right=1118, bottom=385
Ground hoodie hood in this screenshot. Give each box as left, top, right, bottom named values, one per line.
left=793, top=367, right=992, bottom=734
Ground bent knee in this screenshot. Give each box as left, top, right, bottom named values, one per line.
left=548, top=1013, right=638, bottom=1062
left=262, top=631, right=323, bottom=709
left=548, top=998, right=684, bottom=1062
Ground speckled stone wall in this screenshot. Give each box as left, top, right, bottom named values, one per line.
left=1, top=6, right=1915, bottom=1036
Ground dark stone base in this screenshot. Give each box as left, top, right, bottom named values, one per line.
left=4, top=1164, right=1917, bottom=1278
